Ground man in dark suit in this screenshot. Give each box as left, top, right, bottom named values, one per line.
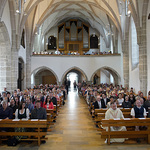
left=101, top=93, right=110, bottom=106
left=49, top=92, right=57, bottom=106
left=94, top=95, right=106, bottom=109
left=31, top=100, right=47, bottom=119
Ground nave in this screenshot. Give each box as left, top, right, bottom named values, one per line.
left=1, top=88, right=150, bottom=150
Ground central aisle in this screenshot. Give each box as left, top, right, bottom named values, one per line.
left=40, top=88, right=103, bottom=150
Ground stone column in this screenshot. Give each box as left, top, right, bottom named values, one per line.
left=11, top=32, right=18, bottom=91
left=136, top=0, right=149, bottom=96
left=25, top=21, right=32, bottom=89
left=0, top=22, right=12, bottom=93
left=122, top=32, right=129, bottom=89
left=26, top=41, right=31, bottom=89
left=138, top=18, right=147, bottom=96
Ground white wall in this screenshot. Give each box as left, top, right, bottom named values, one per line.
left=31, top=55, right=122, bottom=84
left=1, top=0, right=11, bottom=43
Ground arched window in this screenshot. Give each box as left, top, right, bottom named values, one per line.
left=21, top=29, right=25, bottom=48
left=48, top=36, right=56, bottom=50
left=90, top=34, right=98, bottom=48
left=131, top=17, right=139, bottom=69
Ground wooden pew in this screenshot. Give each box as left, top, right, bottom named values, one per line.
left=46, top=105, right=57, bottom=122
left=94, top=108, right=131, bottom=118
left=95, top=112, right=132, bottom=130
left=0, top=119, right=48, bottom=146
left=101, top=118, right=150, bottom=144
left=94, top=108, right=131, bottom=129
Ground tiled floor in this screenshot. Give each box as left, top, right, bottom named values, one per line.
left=1, top=88, right=150, bottom=150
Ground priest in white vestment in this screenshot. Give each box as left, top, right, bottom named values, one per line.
left=105, top=101, right=127, bottom=143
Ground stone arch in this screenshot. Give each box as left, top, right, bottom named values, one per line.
left=31, top=66, right=59, bottom=85
left=0, top=21, right=11, bottom=92
left=90, top=66, right=121, bottom=85
left=61, top=66, right=88, bottom=85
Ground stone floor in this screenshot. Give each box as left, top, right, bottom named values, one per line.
left=1, top=88, right=150, bottom=150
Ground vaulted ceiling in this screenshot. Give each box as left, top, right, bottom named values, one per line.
left=0, top=0, right=140, bottom=48
left=21, top=0, right=138, bottom=37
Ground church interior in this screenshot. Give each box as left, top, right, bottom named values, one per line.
left=0, top=0, right=150, bottom=149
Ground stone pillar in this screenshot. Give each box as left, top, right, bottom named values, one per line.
left=122, top=32, right=129, bottom=89
left=113, top=32, right=118, bottom=54
left=135, top=0, right=149, bottom=96
left=138, top=18, right=147, bottom=96
left=25, top=21, right=32, bottom=89
left=11, top=32, right=18, bottom=91
left=0, top=22, right=12, bottom=93
left=26, top=41, right=31, bottom=89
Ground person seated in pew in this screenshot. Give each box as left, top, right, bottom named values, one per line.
left=117, top=93, right=124, bottom=106
left=131, top=99, right=147, bottom=131
left=43, top=96, right=54, bottom=109
left=14, top=96, right=20, bottom=108
left=101, top=93, right=110, bottom=106
left=15, top=102, right=30, bottom=140
left=31, top=100, right=47, bottom=143
left=25, top=96, right=34, bottom=113
left=0, top=100, right=13, bottom=132
left=122, top=95, right=132, bottom=108
left=105, top=101, right=127, bottom=143
left=31, top=100, right=47, bottom=120
left=9, top=98, right=18, bottom=113
left=0, top=100, right=13, bottom=120
left=49, top=92, right=57, bottom=107
left=144, top=95, right=150, bottom=117
left=15, top=101, right=30, bottom=120
left=107, top=96, right=115, bottom=109
left=140, top=97, right=144, bottom=107
left=129, top=93, right=135, bottom=105
left=94, top=95, right=106, bottom=110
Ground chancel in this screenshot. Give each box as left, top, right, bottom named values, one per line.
left=0, top=0, right=150, bottom=149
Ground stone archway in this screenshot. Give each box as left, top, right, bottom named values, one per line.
left=61, top=66, right=88, bottom=85
left=0, top=22, right=11, bottom=92
left=31, top=66, right=59, bottom=86
left=91, top=66, right=121, bottom=86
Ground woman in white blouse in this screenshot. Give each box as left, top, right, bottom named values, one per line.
left=15, top=102, right=29, bottom=119
left=117, top=93, right=124, bottom=106
left=15, top=102, right=30, bottom=140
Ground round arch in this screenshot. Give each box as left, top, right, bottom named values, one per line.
left=61, top=66, right=88, bottom=85
left=31, top=66, right=59, bottom=85
left=90, top=66, right=121, bottom=85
